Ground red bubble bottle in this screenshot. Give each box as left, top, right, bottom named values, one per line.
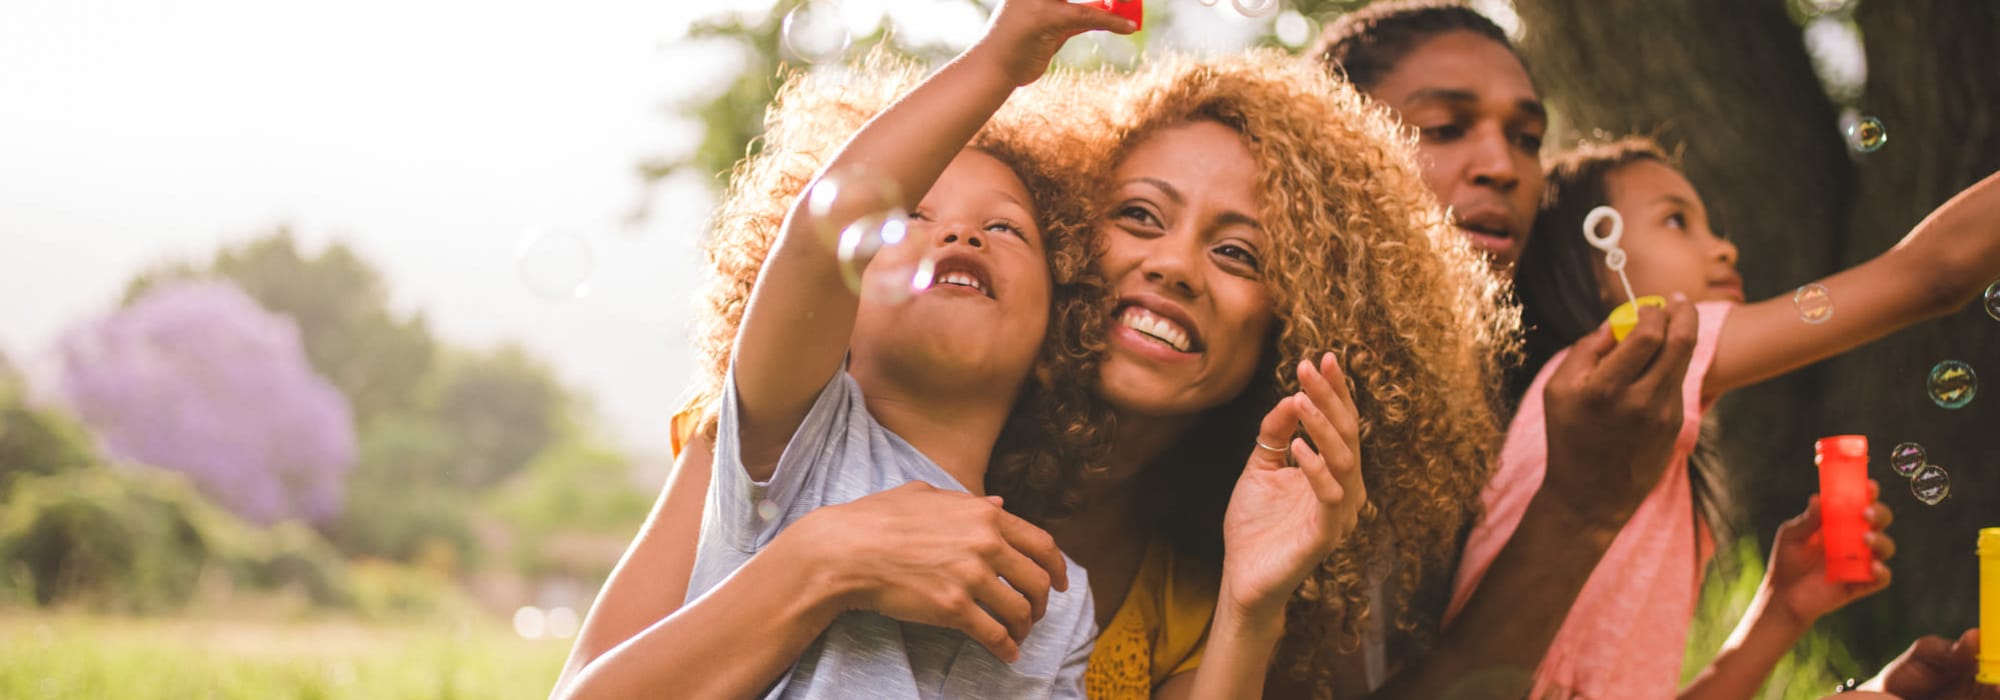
left=1815, top=435, right=1874, bottom=583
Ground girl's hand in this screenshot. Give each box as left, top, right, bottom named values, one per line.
left=1218, top=352, right=1367, bottom=618
left=1764, top=486, right=1895, bottom=629
left=971, top=0, right=1138, bottom=86
left=782, top=481, right=1068, bottom=663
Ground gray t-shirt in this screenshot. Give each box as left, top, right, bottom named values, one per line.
left=687, top=370, right=1096, bottom=699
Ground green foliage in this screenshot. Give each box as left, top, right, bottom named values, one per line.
left=1682, top=536, right=1865, bottom=699
left=123, top=229, right=438, bottom=424
left=0, top=613, right=566, bottom=700
left=0, top=468, right=214, bottom=612
left=486, top=436, right=653, bottom=536
left=332, top=414, right=479, bottom=571
left=0, top=466, right=354, bottom=613
left=429, top=345, right=567, bottom=491
left=0, top=379, right=98, bottom=497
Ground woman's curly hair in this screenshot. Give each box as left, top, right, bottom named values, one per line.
left=679, top=53, right=1115, bottom=524
left=1068, top=50, right=1520, bottom=695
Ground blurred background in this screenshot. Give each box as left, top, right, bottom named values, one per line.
left=0, top=0, right=1992, bottom=698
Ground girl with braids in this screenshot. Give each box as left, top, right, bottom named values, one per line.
left=1463, top=136, right=1999, bottom=698
left=560, top=44, right=1515, bottom=700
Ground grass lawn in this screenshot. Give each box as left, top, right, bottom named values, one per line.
left=0, top=610, right=570, bottom=699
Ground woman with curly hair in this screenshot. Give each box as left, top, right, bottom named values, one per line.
left=554, top=41, right=1513, bottom=700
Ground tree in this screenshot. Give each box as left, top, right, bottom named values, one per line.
left=59, top=281, right=359, bottom=526
left=430, top=344, right=568, bottom=491
left=125, top=228, right=437, bottom=425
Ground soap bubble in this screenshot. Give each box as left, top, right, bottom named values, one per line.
left=516, top=230, right=595, bottom=301
left=1275, top=11, right=1315, bottom=48
left=1927, top=360, right=1976, bottom=409
left=1233, top=0, right=1280, bottom=18
left=1888, top=442, right=1925, bottom=478
left=1846, top=116, right=1887, bottom=153
left=1793, top=283, right=1834, bottom=324
left=782, top=1, right=851, bottom=64
left=1983, top=280, right=1999, bottom=321
left=756, top=498, right=781, bottom=522
left=545, top=606, right=580, bottom=639
left=1909, top=463, right=1950, bottom=505
left=513, top=606, right=547, bottom=639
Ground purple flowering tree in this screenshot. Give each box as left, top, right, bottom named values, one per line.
left=58, top=281, right=357, bottom=525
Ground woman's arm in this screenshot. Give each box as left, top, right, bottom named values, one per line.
left=1159, top=354, right=1367, bottom=699
left=550, top=436, right=1074, bottom=698
left=1706, top=169, right=2000, bottom=398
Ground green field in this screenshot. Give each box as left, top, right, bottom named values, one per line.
left=0, top=611, right=569, bottom=700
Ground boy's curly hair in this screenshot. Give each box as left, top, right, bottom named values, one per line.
left=681, top=54, right=1114, bottom=523
left=1068, top=50, right=1520, bottom=695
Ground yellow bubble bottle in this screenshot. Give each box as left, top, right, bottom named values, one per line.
left=1981, top=527, right=2000, bottom=684
left=1608, top=296, right=1668, bottom=342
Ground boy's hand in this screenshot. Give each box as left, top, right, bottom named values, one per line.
left=972, top=0, right=1138, bottom=86
left=1765, top=487, right=1894, bottom=630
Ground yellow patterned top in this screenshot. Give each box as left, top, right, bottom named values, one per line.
left=1085, top=538, right=1220, bottom=699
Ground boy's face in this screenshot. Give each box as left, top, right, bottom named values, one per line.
left=1601, top=160, right=1743, bottom=305
left=850, top=149, right=1052, bottom=391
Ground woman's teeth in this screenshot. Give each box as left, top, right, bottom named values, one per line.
left=1119, top=306, right=1191, bottom=352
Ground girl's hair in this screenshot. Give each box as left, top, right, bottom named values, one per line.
left=682, top=53, right=1114, bottom=524
left=1307, top=0, right=1525, bottom=93
left=1517, top=135, right=1734, bottom=550
left=1059, top=50, right=1518, bottom=694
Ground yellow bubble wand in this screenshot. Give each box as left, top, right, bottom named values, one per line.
left=1583, top=206, right=1666, bottom=341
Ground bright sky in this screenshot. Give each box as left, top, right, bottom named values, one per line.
left=0, top=0, right=1277, bottom=458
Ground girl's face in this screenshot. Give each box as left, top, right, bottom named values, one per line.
left=1094, top=120, right=1277, bottom=419
left=1600, top=160, right=1743, bottom=306
left=850, top=149, right=1052, bottom=390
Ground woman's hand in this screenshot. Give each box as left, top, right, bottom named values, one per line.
left=780, top=481, right=1069, bottom=663
left=1218, top=352, right=1367, bottom=619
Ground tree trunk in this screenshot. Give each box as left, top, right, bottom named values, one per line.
left=1814, top=0, right=2000, bottom=660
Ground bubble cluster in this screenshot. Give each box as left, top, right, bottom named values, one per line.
left=1793, top=283, right=1834, bottom=324
left=516, top=229, right=596, bottom=301
left=1984, top=279, right=2000, bottom=321
left=1232, top=0, right=1280, bottom=18
left=1927, top=360, right=1976, bottom=409
left=1889, top=442, right=1925, bottom=478
left=1846, top=116, right=1888, bottom=153
left=1910, top=463, right=1951, bottom=506
left=782, top=1, right=851, bottom=64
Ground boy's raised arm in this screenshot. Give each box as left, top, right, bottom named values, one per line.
left=730, top=0, right=1136, bottom=479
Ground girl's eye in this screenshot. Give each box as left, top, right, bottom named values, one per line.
left=986, top=221, right=1026, bottom=239
left=909, top=209, right=932, bottom=222
left=1515, top=132, right=1544, bottom=152
left=1666, top=212, right=1687, bottom=230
